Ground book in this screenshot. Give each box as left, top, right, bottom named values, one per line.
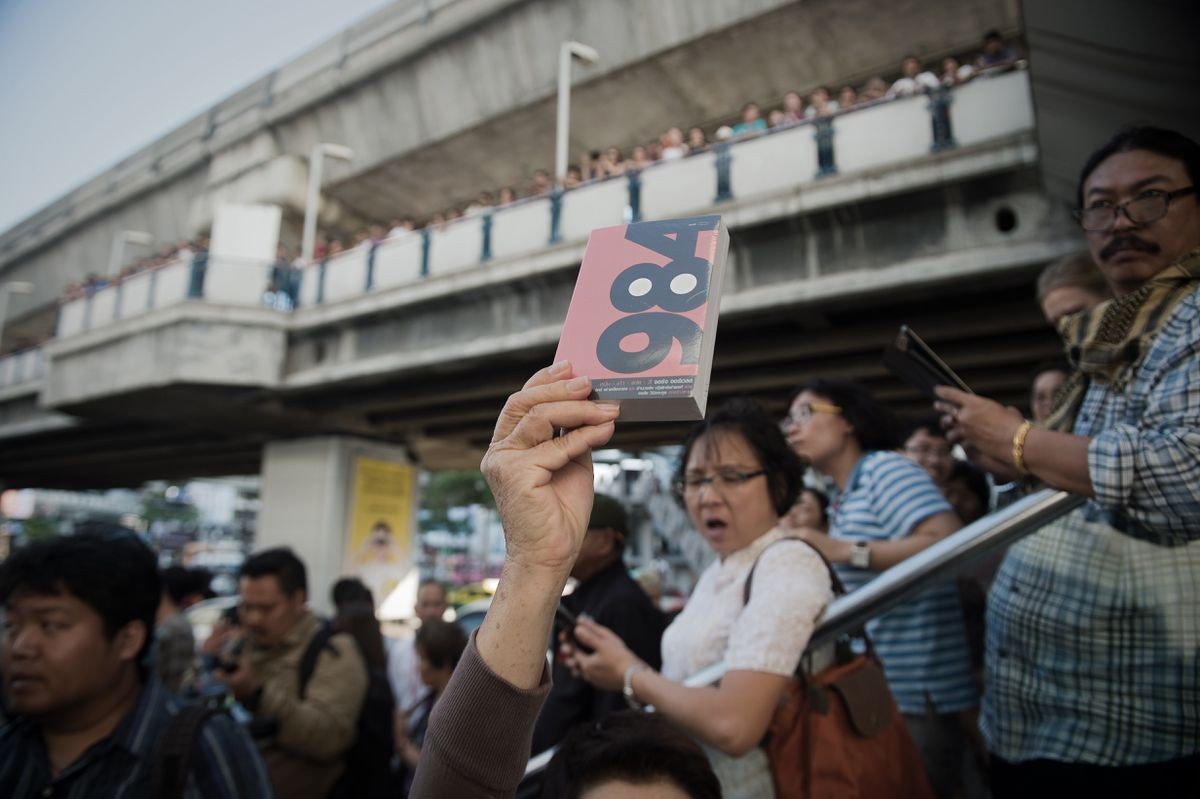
left=554, top=215, right=730, bottom=421
left=881, top=325, right=972, bottom=402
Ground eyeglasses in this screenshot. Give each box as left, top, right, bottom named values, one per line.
left=676, top=469, right=766, bottom=494
left=1073, top=187, right=1196, bottom=231
left=904, top=444, right=952, bottom=458
left=779, top=402, right=842, bottom=431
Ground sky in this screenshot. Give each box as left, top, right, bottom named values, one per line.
left=0, top=0, right=395, bottom=233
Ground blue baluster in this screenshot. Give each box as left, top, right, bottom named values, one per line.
left=481, top=212, right=493, bottom=262
left=420, top=228, right=431, bottom=278
left=317, top=259, right=328, bottom=304
left=365, top=242, right=377, bottom=291
left=714, top=144, right=733, bottom=202
left=627, top=170, right=642, bottom=222
left=549, top=190, right=563, bottom=244
left=929, top=87, right=956, bottom=152
left=188, top=251, right=208, bottom=299
left=814, top=118, right=838, bottom=178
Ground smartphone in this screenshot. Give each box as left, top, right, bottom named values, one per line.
left=554, top=603, right=593, bottom=654
left=217, top=637, right=245, bottom=673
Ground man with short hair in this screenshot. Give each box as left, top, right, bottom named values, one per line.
left=0, top=530, right=271, bottom=798
left=901, top=415, right=956, bottom=487
left=938, top=126, right=1200, bottom=794
left=387, top=580, right=450, bottom=714
left=531, top=494, right=666, bottom=754
left=221, top=548, right=367, bottom=799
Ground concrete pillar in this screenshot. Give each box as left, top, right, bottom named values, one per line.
left=257, top=436, right=416, bottom=617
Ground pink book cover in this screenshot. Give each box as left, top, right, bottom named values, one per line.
left=554, top=215, right=729, bottom=421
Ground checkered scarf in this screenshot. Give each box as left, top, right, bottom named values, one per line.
left=1044, top=248, right=1200, bottom=432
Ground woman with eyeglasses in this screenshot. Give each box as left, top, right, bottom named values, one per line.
left=565, top=398, right=834, bottom=798
left=782, top=378, right=978, bottom=799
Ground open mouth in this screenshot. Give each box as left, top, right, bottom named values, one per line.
left=703, top=518, right=728, bottom=534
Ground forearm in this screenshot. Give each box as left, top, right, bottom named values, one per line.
left=476, top=558, right=569, bottom=690
left=629, top=669, right=775, bottom=756
left=858, top=534, right=943, bottom=571
left=1023, top=428, right=1095, bottom=497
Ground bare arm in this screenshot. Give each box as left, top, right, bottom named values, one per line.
left=572, top=620, right=787, bottom=757
left=935, top=387, right=1095, bottom=497
left=474, top=363, right=619, bottom=688
left=796, top=510, right=962, bottom=569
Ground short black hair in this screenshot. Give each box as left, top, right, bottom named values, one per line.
left=240, top=547, right=307, bottom=597
left=673, top=397, right=805, bottom=516
left=331, top=577, right=374, bottom=611
left=948, top=460, right=991, bottom=517
left=0, top=529, right=160, bottom=668
left=901, top=413, right=947, bottom=444
left=415, top=620, right=468, bottom=671
left=541, top=711, right=721, bottom=799
left=1030, top=358, right=1072, bottom=382
left=801, top=487, right=830, bottom=528
left=790, top=379, right=900, bottom=452
left=1076, top=126, right=1200, bottom=209
left=160, top=566, right=213, bottom=606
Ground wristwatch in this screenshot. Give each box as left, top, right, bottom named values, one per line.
left=623, top=663, right=648, bottom=710
left=849, top=542, right=871, bottom=569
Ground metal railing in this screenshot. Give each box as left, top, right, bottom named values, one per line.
left=522, top=487, right=1085, bottom=781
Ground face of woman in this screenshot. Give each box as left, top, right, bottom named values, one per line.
left=786, top=490, right=825, bottom=530
left=683, top=430, right=779, bottom=558
left=784, top=390, right=854, bottom=472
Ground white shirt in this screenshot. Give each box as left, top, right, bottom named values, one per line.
left=387, top=635, right=427, bottom=714
left=662, top=527, right=832, bottom=681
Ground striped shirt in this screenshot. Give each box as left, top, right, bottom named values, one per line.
left=982, top=286, right=1200, bottom=765
left=830, top=451, right=977, bottom=714
left=0, top=678, right=274, bottom=798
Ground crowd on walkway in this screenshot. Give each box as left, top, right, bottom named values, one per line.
left=52, top=31, right=1022, bottom=312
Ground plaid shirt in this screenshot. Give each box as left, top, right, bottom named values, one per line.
left=0, top=678, right=274, bottom=798
left=981, top=285, right=1200, bottom=765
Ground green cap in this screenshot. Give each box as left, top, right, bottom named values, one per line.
left=588, top=494, right=629, bottom=537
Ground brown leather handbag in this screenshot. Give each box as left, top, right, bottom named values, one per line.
left=745, top=539, right=934, bottom=799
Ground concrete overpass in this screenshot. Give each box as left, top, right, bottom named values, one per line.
left=0, top=0, right=1020, bottom=350
left=0, top=70, right=1079, bottom=489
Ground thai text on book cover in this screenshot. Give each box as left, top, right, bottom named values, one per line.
left=554, top=215, right=730, bottom=421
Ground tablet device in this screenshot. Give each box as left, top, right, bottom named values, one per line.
left=881, top=325, right=972, bottom=402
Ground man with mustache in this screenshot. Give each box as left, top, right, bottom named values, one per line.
left=936, top=126, right=1200, bottom=796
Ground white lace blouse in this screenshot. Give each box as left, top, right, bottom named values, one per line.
left=661, top=527, right=833, bottom=682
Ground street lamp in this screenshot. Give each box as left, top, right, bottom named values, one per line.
left=555, top=41, right=600, bottom=188
left=107, top=230, right=155, bottom=277
left=301, top=143, right=356, bottom=265
left=0, top=281, right=34, bottom=352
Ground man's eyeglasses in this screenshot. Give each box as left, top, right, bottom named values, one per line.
left=1073, top=187, right=1196, bottom=231
left=779, top=402, right=842, bottom=431
left=676, top=469, right=766, bottom=494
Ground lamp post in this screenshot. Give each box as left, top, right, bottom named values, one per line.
left=301, top=143, right=356, bottom=265
left=0, top=281, right=34, bottom=352
left=107, top=230, right=154, bottom=278
left=555, top=41, right=599, bottom=188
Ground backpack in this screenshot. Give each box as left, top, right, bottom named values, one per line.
left=150, top=701, right=225, bottom=799
left=298, top=623, right=398, bottom=799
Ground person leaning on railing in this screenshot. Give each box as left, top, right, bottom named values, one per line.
left=561, top=398, right=834, bottom=799
left=936, top=126, right=1200, bottom=796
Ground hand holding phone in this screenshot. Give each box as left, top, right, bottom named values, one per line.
left=554, top=603, right=593, bottom=654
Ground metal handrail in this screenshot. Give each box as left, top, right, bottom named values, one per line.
left=523, top=487, right=1084, bottom=779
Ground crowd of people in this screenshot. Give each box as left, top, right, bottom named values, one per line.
left=6, top=26, right=1197, bottom=799
left=50, top=30, right=1022, bottom=313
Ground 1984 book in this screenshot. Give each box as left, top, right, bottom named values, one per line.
left=554, top=215, right=730, bottom=422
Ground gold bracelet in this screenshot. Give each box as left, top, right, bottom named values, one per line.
left=1011, top=420, right=1033, bottom=475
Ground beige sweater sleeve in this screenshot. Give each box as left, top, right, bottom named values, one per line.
left=260, top=631, right=368, bottom=761
left=410, top=631, right=551, bottom=798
